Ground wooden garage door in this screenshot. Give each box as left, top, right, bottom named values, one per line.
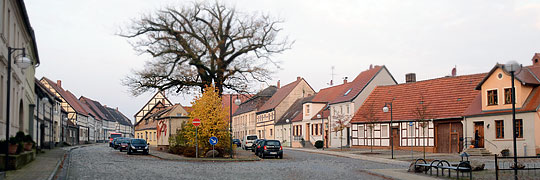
left=436, top=122, right=463, bottom=153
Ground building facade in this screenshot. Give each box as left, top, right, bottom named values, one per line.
left=232, top=86, right=277, bottom=139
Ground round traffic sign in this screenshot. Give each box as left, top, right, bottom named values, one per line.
left=192, top=118, right=201, bottom=127
left=209, top=136, right=218, bottom=145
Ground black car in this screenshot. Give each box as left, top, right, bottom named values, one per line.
left=233, top=139, right=241, bottom=147
left=256, top=140, right=283, bottom=159
left=118, top=139, right=131, bottom=152
left=113, top=137, right=125, bottom=149
left=127, top=139, right=149, bottom=155
left=251, top=139, right=264, bottom=153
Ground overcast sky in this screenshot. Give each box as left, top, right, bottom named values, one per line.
left=25, top=0, right=540, bottom=123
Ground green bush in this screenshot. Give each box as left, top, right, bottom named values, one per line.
left=9, top=137, right=18, bottom=145
left=15, top=131, right=25, bottom=142
left=23, top=135, right=34, bottom=143
left=168, top=145, right=185, bottom=155
left=314, top=140, right=324, bottom=149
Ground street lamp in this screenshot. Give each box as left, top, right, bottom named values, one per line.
left=286, top=119, right=291, bottom=147
left=230, top=95, right=242, bottom=159
left=4, top=47, right=32, bottom=169
left=503, top=61, right=522, bottom=180
left=383, top=100, right=394, bottom=159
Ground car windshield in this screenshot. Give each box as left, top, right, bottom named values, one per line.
left=247, top=136, right=257, bottom=140
left=122, top=140, right=130, bottom=143
left=266, top=141, right=280, bottom=146
left=131, top=139, right=146, bottom=144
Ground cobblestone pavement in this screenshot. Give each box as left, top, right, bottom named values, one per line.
left=66, top=144, right=406, bottom=180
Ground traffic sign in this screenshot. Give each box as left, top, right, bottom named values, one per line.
left=209, top=136, right=218, bottom=145
left=409, top=122, right=413, bottom=127
left=192, top=118, right=201, bottom=127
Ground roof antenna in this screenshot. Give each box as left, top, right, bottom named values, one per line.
left=328, top=66, right=336, bottom=86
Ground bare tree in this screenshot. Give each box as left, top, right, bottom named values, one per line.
left=411, top=95, right=436, bottom=159
left=120, top=1, right=292, bottom=96
left=361, top=103, right=379, bottom=152
left=332, top=113, right=351, bottom=151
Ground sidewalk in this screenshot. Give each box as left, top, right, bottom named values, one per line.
left=285, top=147, right=410, bottom=166
left=149, top=147, right=260, bottom=161
left=4, top=148, right=66, bottom=180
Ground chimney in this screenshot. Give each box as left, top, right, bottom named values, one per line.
left=451, top=66, right=457, bottom=77
left=329, top=80, right=333, bottom=86
left=532, top=53, right=540, bottom=66
left=343, top=77, right=348, bottom=84
left=104, top=105, right=107, bottom=107
left=116, top=107, right=119, bottom=111
left=405, top=73, right=416, bottom=83
left=277, top=80, right=280, bottom=88
left=369, top=64, right=373, bottom=69
left=57, top=80, right=62, bottom=87
left=297, top=76, right=301, bottom=81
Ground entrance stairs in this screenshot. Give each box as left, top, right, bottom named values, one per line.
left=463, top=148, right=493, bottom=156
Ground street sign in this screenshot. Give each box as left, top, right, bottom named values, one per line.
left=192, top=118, right=201, bottom=127
left=209, top=136, right=218, bottom=145
left=409, top=122, right=413, bottom=127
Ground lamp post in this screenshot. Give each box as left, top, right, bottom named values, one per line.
left=4, top=47, right=32, bottom=170
left=504, top=61, right=521, bottom=180
left=286, top=119, right=291, bottom=147
left=230, top=95, right=241, bottom=159
left=383, top=101, right=394, bottom=159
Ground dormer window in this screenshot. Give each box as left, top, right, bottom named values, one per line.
left=487, top=89, right=498, bottom=106
left=344, top=88, right=352, bottom=96
left=504, top=88, right=512, bottom=104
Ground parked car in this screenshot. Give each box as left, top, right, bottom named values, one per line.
left=119, top=139, right=131, bottom=152
left=127, top=138, right=149, bottom=155
left=113, top=137, right=126, bottom=149
left=242, top=135, right=258, bottom=150
left=252, top=139, right=265, bottom=153
left=256, top=140, right=283, bottom=159
left=233, top=139, right=241, bottom=147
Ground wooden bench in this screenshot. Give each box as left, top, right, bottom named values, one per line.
left=413, top=159, right=441, bottom=175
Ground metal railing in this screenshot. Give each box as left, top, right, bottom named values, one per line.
left=495, top=155, right=540, bottom=179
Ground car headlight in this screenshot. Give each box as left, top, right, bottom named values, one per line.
left=145, top=146, right=149, bottom=149
left=131, top=145, right=135, bottom=149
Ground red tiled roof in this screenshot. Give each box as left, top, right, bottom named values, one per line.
left=41, top=77, right=89, bottom=116
left=311, top=108, right=330, bottom=120
left=351, top=73, right=486, bottom=123
left=80, top=96, right=110, bottom=121
left=464, top=87, right=540, bottom=116
left=330, top=65, right=389, bottom=104
left=259, top=78, right=306, bottom=112
left=311, top=82, right=351, bottom=103
left=79, top=97, right=100, bottom=120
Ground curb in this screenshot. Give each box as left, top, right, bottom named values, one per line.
left=47, top=143, right=99, bottom=180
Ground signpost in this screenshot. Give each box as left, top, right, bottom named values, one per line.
left=409, top=122, right=414, bottom=160
left=209, top=136, right=218, bottom=158
left=193, top=118, right=201, bottom=158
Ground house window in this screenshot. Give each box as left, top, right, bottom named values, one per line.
left=516, top=119, right=523, bottom=138
left=504, top=88, right=512, bottom=104
left=315, top=124, right=319, bottom=135
left=487, top=89, right=498, bottom=106
left=358, top=126, right=364, bottom=138
left=270, top=129, right=272, bottom=136
left=381, top=124, right=388, bottom=138
left=495, top=120, right=504, bottom=139
left=306, top=105, right=310, bottom=116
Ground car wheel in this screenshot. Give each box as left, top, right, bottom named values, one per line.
left=143, top=150, right=149, bottom=155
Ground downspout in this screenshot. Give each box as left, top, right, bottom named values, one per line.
left=36, top=97, right=40, bottom=151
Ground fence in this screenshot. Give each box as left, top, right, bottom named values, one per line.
left=495, top=155, right=540, bottom=179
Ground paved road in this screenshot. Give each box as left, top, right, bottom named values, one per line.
left=65, top=144, right=405, bottom=180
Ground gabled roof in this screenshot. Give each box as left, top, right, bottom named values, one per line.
left=35, top=79, right=60, bottom=102
left=475, top=64, right=540, bottom=90
left=309, top=82, right=351, bottom=103
left=79, top=96, right=110, bottom=121
left=330, top=65, right=396, bottom=104
left=233, top=86, right=278, bottom=116
left=351, top=73, right=486, bottom=123
left=40, top=77, right=88, bottom=116
left=134, top=91, right=172, bottom=119
left=311, top=107, right=330, bottom=120
left=105, top=107, right=132, bottom=126
left=259, top=78, right=313, bottom=112
left=464, top=87, right=540, bottom=117
left=275, top=96, right=314, bottom=125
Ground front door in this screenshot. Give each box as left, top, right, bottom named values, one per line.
left=305, top=123, right=310, bottom=141
left=474, top=122, right=484, bottom=148
left=392, top=128, right=400, bottom=147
